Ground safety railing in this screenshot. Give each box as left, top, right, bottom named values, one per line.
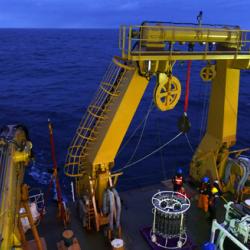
left=64, top=58, right=133, bottom=177
left=29, top=188, right=45, bottom=212
left=119, top=23, right=250, bottom=60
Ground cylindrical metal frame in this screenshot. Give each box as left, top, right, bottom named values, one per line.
left=151, top=191, right=191, bottom=249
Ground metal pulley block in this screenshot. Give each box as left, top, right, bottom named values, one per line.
left=178, top=113, right=191, bottom=133
left=200, top=64, right=216, bottom=81
left=154, top=73, right=181, bottom=111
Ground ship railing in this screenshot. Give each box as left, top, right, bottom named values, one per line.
left=119, top=24, right=250, bottom=61
left=29, top=188, right=45, bottom=213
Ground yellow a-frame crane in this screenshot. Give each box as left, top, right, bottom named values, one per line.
left=65, top=21, right=250, bottom=234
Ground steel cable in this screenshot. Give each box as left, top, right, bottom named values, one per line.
left=114, top=132, right=183, bottom=172
left=123, top=99, right=154, bottom=166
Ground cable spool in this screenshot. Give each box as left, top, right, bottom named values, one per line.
left=151, top=191, right=191, bottom=249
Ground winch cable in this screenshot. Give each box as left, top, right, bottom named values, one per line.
left=156, top=118, right=167, bottom=179
left=185, top=133, right=194, bottom=152
left=114, top=131, right=183, bottom=173
left=178, top=60, right=192, bottom=135
left=116, top=62, right=192, bottom=172
left=123, top=99, right=154, bottom=166
left=203, top=89, right=210, bottom=137
left=199, top=94, right=206, bottom=140
left=117, top=100, right=154, bottom=156
left=199, top=84, right=209, bottom=141
left=117, top=117, right=145, bottom=155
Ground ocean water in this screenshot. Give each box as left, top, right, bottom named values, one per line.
left=1, top=29, right=250, bottom=195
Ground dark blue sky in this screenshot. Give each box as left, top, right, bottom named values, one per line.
left=1, top=0, right=250, bottom=28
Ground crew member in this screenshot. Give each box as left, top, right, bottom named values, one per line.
left=208, top=186, right=220, bottom=222
left=197, top=176, right=210, bottom=213
left=213, top=180, right=223, bottom=196
left=172, top=168, right=184, bottom=192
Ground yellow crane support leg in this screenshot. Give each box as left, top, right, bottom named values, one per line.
left=190, top=60, right=240, bottom=182
left=94, top=69, right=148, bottom=209
left=82, top=67, right=149, bottom=209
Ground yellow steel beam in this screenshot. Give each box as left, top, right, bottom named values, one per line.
left=231, top=59, right=250, bottom=69
left=207, top=60, right=240, bottom=144
left=125, top=53, right=250, bottom=62
left=190, top=60, right=240, bottom=182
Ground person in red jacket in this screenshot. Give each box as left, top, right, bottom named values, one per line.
left=172, top=168, right=184, bottom=192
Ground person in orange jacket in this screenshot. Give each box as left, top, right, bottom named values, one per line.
left=197, top=176, right=210, bottom=213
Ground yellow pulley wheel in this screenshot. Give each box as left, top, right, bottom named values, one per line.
left=154, top=74, right=181, bottom=111
left=200, top=65, right=216, bottom=81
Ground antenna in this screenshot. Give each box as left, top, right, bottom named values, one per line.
left=197, top=11, right=203, bottom=26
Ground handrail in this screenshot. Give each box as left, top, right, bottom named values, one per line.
left=119, top=24, right=250, bottom=61
left=112, top=56, right=135, bottom=70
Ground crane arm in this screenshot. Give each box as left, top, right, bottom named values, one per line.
left=65, top=58, right=149, bottom=177
left=65, top=58, right=149, bottom=208
left=86, top=64, right=149, bottom=167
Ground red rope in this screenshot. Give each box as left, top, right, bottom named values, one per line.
left=48, top=121, right=65, bottom=219
left=184, top=60, right=192, bottom=113
left=48, top=122, right=62, bottom=202
left=40, top=121, right=66, bottom=223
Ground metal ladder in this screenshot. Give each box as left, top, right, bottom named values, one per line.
left=86, top=199, right=95, bottom=230
left=64, top=59, right=133, bottom=177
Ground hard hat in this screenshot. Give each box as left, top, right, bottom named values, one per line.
left=244, top=199, right=250, bottom=207
left=211, top=187, right=219, bottom=194
left=202, top=176, right=210, bottom=183
left=177, top=168, right=183, bottom=174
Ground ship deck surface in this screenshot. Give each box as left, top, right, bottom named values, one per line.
left=28, top=179, right=231, bottom=250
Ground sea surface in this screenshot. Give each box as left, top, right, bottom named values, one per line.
left=1, top=29, right=250, bottom=197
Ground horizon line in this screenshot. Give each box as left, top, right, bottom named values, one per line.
left=0, top=27, right=120, bottom=30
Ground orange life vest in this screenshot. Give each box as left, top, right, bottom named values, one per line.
left=174, top=176, right=183, bottom=185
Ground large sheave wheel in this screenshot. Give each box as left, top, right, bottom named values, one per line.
left=154, top=73, right=181, bottom=111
